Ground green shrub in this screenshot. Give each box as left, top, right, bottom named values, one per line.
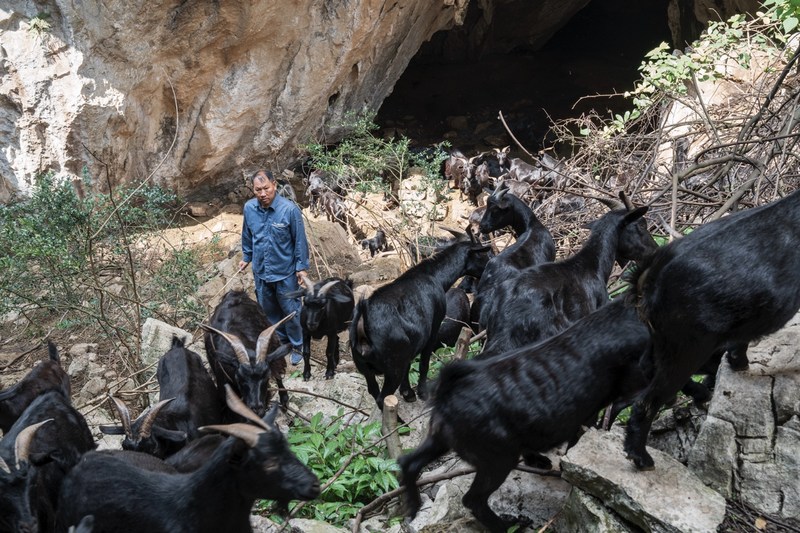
left=0, top=171, right=202, bottom=346
left=304, top=111, right=449, bottom=201
left=259, top=411, right=402, bottom=526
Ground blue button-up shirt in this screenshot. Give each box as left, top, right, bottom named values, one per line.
left=241, top=194, right=309, bottom=283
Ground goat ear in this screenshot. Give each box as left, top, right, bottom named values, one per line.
left=152, top=426, right=188, bottom=443
left=266, top=343, right=292, bottom=364
left=624, top=205, right=649, bottom=223
left=171, top=335, right=185, bottom=349
left=263, top=402, right=280, bottom=427
left=284, top=289, right=305, bottom=299
left=329, top=291, right=353, bottom=304
left=28, top=451, right=56, bottom=467
left=98, top=424, right=126, bottom=436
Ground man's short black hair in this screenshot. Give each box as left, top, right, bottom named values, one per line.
left=252, top=169, right=276, bottom=183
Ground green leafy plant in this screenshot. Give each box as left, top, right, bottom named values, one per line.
left=27, top=12, right=51, bottom=36
left=408, top=341, right=483, bottom=388
left=304, top=111, right=449, bottom=206
left=0, top=171, right=204, bottom=351
left=258, top=411, right=401, bottom=526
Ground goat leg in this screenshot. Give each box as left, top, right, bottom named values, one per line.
left=462, top=459, right=518, bottom=533
left=726, top=343, right=750, bottom=371
left=324, top=334, right=338, bottom=380
left=396, top=364, right=416, bottom=403
left=397, top=432, right=450, bottom=519
left=302, top=335, right=313, bottom=382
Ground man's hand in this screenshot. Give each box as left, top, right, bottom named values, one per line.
left=238, top=260, right=250, bottom=272
left=296, top=269, right=308, bottom=286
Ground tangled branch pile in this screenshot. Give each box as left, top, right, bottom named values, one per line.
left=542, top=11, right=800, bottom=257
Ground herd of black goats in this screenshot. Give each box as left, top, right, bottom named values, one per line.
left=2, top=146, right=800, bottom=532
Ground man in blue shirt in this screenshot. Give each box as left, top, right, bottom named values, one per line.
left=239, top=169, right=310, bottom=365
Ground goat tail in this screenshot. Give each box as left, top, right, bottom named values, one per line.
left=47, top=340, right=60, bottom=363
left=350, top=298, right=372, bottom=358
left=429, top=360, right=474, bottom=405
left=625, top=252, right=657, bottom=327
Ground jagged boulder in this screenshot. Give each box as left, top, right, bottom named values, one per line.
left=557, top=429, right=726, bottom=533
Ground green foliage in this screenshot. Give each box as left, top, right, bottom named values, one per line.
left=0, top=171, right=203, bottom=341
left=27, top=12, right=51, bottom=36
left=263, top=411, right=401, bottom=526
left=408, top=341, right=483, bottom=387
left=763, top=0, right=800, bottom=33
left=304, top=111, right=449, bottom=201
left=583, top=3, right=800, bottom=138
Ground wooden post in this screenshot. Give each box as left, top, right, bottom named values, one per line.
left=382, top=395, right=402, bottom=460
left=453, top=326, right=472, bottom=360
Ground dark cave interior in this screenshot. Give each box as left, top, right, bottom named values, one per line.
left=375, top=0, right=674, bottom=155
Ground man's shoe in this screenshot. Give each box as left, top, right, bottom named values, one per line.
left=291, top=350, right=303, bottom=366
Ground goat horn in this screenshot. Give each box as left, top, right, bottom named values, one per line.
left=138, top=398, right=175, bottom=439
left=222, top=383, right=270, bottom=431
left=0, top=456, right=10, bottom=474
left=317, top=280, right=339, bottom=296
left=299, top=271, right=315, bottom=290
left=109, top=396, right=134, bottom=439
left=619, top=190, right=635, bottom=210
left=200, top=324, right=251, bottom=366
left=199, top=423, right=260, bottom=448
left=15, top=419, right=52, bottom=468
left=255, top=312, right=296, bottom=363
left=439, top=226, right=468, bottom=241
left=593, top=195, right=625, bottom=210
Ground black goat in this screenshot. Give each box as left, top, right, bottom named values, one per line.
left=435, top=287, right=471, bottom=348
left=165, top=434, right=226, bottom=473
left=100, top=336, right=223, bottom=458
left=471, top=184, right=556, bottom=331
left=0, top=391, right=94, bottom=533
left=293, top=273, right=355, bottom=381
left=361, top=229, right=388, bottom=257
left=57, top=385, right=320, bottom=533
left=0, top=341, right=71, bottom=434
left=398, top=298, right=650, bottom=533
left=202, top=290, right=294, bottom=417
left=624, top=187, right=800, bottom=470
left=350, top=240, right=490, bottom=409
left=482, top=199, right=655, bottom=353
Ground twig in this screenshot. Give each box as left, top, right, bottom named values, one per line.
left=0, top=344, right=41, bottom=372
left=498, top=110, right=536, bottom=160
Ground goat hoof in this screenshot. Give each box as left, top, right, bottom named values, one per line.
left=401, top=390, right=417, bottom=403
left=631, top=453, right=655, bottom=470
left=729, top=360, right=749, bottom=371
left=522, top=452, right=552, bottom=470
left=324, top=371, right=335, bottom=380
left=302, top=373, right=311, bottom=382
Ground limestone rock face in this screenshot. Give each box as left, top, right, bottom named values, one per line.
left=0, top=0, right=471, bottom=201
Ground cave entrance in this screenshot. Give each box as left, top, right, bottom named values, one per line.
left=376, top=0, right=673, bottom=155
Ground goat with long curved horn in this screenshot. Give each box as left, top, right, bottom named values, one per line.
left=199, top=324, right=251, bottom=365
left=316, top=280, right=340, bottom=296
left=255, top=312, right=297, bottom=364
left=199, top=422, right=261, bottom=448
left=221, top=384, right=270, bottom=431
left=138, top=398, right=176, bottom=439
left=108, top=396, right=134, bottom=439
left=15, top=418, right=52, bottom=468
left=592, top=194, right=625, bottom=210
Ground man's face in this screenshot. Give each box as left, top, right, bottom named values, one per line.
left=253, top=175, right=277, bottom=208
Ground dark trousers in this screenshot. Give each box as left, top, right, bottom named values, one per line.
left=254, top=274, right=303, bottom=348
